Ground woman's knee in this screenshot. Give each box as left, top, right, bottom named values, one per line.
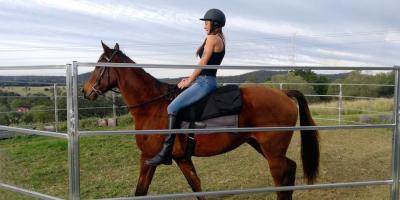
left=167, top=103, right=176, bottom=115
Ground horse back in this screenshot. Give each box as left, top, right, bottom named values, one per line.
left=238, top=85, right=298, bottom=127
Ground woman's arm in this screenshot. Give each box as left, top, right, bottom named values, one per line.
left=178, top=35, right=216, bottom=89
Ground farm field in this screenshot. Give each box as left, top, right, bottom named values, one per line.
left=0, top=86, right=59, bottom=96
left=0, top=98, right=395, bottom=200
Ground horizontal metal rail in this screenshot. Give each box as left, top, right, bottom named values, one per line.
left=341, top=95, right=388, bottom=100
left=312, top=117, right=371, bottom=125
left=0, top=125, right=67, bottom=139
left=310, top=106, right=339, bottom=109
left=78, top=62, right=397, bottom=71
left=304, top=94, right=339, bottom=97
left=79, top=124, right=394, bottom=136
left=0, top=65, right=66, bottom=70
left=0, top=182, right=64, bottom=200
left=0, top=96, right=53, bottom=98
left=310, top=106, right=392, bottom=114
left=242, top=82, right=395, bottom=87
left=97, top=180, right=392, bottom=200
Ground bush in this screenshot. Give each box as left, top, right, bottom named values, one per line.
left=21, top=112, right=34, bottom=124
left=0, top=114, right=9, bottom=125
left=31, top=105, right=53, bottom=123
left=118, top=114, right=134, bottom=126
left=0, top=105, right=10, bottom=125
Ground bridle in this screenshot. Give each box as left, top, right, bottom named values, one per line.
left=87, top=49, right=180, bottom=110
left=87, top=50, right=120, bottom=98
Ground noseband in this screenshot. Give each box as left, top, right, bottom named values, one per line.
left=88, top=50, right=120, bottom=98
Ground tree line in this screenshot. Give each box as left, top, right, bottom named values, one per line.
left=0, top=70, right=394, bottom=126
left=0, top=88, right=127, bottom=126
left=269, top=70, right=394, bottom=101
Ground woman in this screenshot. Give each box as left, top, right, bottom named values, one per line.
left=146, top=8, right=226, bottom=166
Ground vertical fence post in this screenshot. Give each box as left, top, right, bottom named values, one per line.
left=279, top=83, right=283, bottom=90
left=54, top=83, right=58, bottom=132
left=67, top=62, right=80, bottom=200
left=338, top=84, right=343, bottom=125
left=112, top=92, right=116, bottom=123
left=391, top=67, right=400, bottom=200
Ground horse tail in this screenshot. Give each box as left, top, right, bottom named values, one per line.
left=285, top=90, right=320, bottom=184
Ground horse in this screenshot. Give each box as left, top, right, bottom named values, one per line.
left=82, top=42, right=320, bottom=200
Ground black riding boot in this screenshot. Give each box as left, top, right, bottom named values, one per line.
left=145, top=114, right=177, bottom=166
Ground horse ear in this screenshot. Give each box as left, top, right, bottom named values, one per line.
left=101, top=40, right=111, bottom=53
left=114, top=43, right=120, bottom=51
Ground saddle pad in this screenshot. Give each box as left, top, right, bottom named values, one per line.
left=180, top=115, right=238, bottom=129
left=177, top=85, right=242, bottom=122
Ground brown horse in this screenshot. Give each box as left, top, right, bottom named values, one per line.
left=82, top=42, right=320, bottom=200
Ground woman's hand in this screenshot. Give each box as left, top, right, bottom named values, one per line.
left=178, top=78, right=191, bottom=89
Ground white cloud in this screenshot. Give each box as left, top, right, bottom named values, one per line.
left=385, top=32, right=400, bottom=42
left=0, top=0, right=399, bottom=77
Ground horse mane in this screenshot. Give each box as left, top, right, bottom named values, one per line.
left=120, top=50, right=175, bottom=95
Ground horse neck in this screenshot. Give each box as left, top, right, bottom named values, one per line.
left=114, top=67, right=168, bottom=114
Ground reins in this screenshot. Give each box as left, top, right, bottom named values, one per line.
left=99, top=85, right=179, bottom=110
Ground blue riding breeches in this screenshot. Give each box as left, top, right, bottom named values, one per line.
left=167, top=75, right=217, bottom=115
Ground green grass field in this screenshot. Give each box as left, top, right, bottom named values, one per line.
left=0, top=98, right=395, bottom=200
left=0, top=86, right=56, bottom=96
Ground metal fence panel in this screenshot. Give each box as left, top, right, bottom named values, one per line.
left=0, top=63, right=399, bottom=200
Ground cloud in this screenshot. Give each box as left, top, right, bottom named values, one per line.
left=0, top=0, right=399, bottom=77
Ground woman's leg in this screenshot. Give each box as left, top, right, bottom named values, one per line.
left=146, top=77, right=216, bottom=166
left=168, top=79, right=216, bottom=115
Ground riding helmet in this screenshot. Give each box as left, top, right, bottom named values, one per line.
left=200, top=8, right=226, bottom=27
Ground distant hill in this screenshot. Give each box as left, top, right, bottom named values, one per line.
left=160, top=70, right=288, bottom=84
left=0, top=70, right=350, bottom=86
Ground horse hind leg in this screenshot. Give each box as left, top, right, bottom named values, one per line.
left=265, top=156, right=297, bottom=200
left=280, top=158, right=296, bottom=199
left=255, top=133, right=296, bottom=200
left=175, top=158, right=205, bottom=200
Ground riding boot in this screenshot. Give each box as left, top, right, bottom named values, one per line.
left=145, top=114, right=177, bottom=166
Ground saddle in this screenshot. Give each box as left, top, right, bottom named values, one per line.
left=172, top=84, right=243, bottom=160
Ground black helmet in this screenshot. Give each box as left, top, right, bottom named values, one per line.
left=200, top=8, right=226, bottom=27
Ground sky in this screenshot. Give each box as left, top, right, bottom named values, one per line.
left=0, top=0, right=399, bottom=77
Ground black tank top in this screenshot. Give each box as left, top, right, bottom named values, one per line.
left=198, top=42, right=225, bottom=77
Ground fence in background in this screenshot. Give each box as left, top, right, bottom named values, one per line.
left=0, top=63, right=399, bottom=200
left=0, top=81, right=394, bottom=133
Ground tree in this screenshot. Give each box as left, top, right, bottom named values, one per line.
left=31, top=105, right=53, bottom=123
left=21, top=112, right=34, bottom=124
left=327, top=71, right=394, bottom=98
left=8, top=112, right=22, bottom=124
left=292, top=69, right=330, bottom=99
left=0, top=105, right=9, bottom=125
left=10, top=99, right=31, bottom=110
left=270, top=72, right=316, bottom=101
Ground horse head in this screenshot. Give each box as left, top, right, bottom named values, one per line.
left=82, top=41, right=133, bottom=100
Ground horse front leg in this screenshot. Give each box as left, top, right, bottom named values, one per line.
left=175, top=158, right=205, bottom=200
left=134, top=154, right=157, bottom=196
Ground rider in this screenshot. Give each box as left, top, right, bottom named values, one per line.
left=146, top=8, right=226, bottom=166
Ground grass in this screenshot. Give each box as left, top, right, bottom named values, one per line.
left=0, top=86, right=54, bottom=96
left=310, top=98, right=393, bottom=116
left=0, top=123, right=393, bottom=199
left=0, top=98, right=395, bottom=200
